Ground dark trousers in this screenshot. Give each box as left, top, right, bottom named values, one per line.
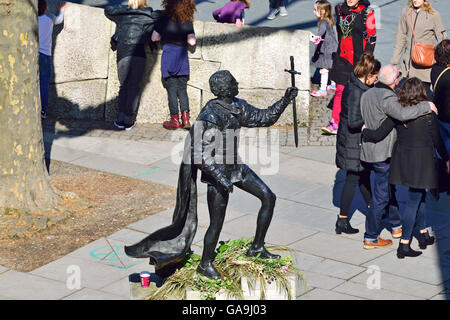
left=339, top=168, right=372, bottom=218
left=269, top=0, right=285, bottom=9
left=401, top=188, right=427, bottom=241
left=117, top=55, right=146, bottom=126
left=39, top=53, right=52, bottom=114
left=164, top=75, right=189, bottom=115
left=201, top=168, right=276, bottom=265
left=364, top=161, right=402, bottom=241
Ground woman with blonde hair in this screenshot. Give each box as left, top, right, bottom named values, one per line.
left=391, top=0, right=447, bottom=96
left=105, top=0, right=160, bottom=130
left=152, top=0, right=197, bottom=130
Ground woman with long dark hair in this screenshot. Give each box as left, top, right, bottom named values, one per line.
left=152, top=0, right=197, bottom=130
left=389, top=78, right=449, bottom=258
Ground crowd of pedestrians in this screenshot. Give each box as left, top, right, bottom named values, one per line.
left=37, top=0, right=449, bottom=259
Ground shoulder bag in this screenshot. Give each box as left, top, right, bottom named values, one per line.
left=410, top=8, right=435, bottom=67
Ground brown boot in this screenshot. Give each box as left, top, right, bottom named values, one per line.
left=181, top=110, right=191, bottom=129
left=163, top=114, right=181, bottom=130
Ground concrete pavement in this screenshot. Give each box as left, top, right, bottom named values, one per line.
left=0, top=123, right=449, bottom=300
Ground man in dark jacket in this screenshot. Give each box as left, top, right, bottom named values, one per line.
left=360, top=64, right=436, bottom=248
left=124, top=70, right=298, bottom=280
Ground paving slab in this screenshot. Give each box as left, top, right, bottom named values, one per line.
left=299, top=270, right=346, bottom=291
left=297, top=288, right=365, bottom=300
left=62, top=287, right=127, bottom=300
left=290, top=232, right=395, bottom=266
left=332, top=281, right=422, bottom=300
left=349, top=271, right=444, bottom=300
left=362, top=254, right=445, bottom=286
left=0, top=270, right=75, bottom=300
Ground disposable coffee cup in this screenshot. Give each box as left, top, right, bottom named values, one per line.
left=140, top=271, right=151, bottom=288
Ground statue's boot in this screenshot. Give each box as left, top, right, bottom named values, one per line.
left=246, top=246, right=280, bottom=259
left=196, top=261, right=223, bottom=280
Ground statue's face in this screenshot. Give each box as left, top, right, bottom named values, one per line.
left=229, top=77, right=239, bottom=98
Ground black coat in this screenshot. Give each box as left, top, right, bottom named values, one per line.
left=104, top=6, right=161, bottom=46
left=336, top=73, right=371, bottom=172
left=389, top=113, right=449, bottom=190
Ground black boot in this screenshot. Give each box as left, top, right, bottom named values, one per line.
left=397, top=242, right=422, bottom=259
left=418, top=231, right=435, bottom=250
left=196, top=261, right=223, bottom=280
left=246, top=246, right=281, bottom=259
left=335, top=215, right=359, bottom=234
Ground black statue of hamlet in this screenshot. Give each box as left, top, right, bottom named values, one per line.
left=124, top=70, right=298, bottom=280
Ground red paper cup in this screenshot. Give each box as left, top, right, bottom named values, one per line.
left=140, top=271, right=151, bottom=288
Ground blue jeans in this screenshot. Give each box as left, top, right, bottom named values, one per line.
left=364, top=161, right=402, bottom=241
left=269, top=0, right=286, bottom=9
left=39, top=53, right=52, bottom=114
left=401, top=188, right=427, bottom=241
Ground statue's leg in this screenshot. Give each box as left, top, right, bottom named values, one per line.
left=234, top=168, right=280, bottom=259
left=197, top=184, right=229, bottom=279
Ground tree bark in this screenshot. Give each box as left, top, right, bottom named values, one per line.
left=0, top=0, right=60, bottom=213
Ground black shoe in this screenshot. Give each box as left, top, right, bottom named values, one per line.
left=196, top=262, right=223, bottom=280
left=418, top=231, right=435, bottom=250
left=124, top=122, right=136, bottom=131
left=335, top=215, right=359, bottom=234
left=114, top=121, right=125, bottom=129
left=397, top=242, right=422, bottom=259
left=246, top=246, right=281, bottom=259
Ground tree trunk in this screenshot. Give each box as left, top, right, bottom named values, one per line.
left=0, top=0, right=60, bottom=214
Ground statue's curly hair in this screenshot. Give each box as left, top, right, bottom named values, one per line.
left=209, top=70, right=235, bottom=98
left=162, top=0, right=196, bottom=23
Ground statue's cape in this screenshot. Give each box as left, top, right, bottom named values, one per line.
left=124, top=161, right=198, bottom=270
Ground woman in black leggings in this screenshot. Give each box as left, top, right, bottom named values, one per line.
left=335, top=53, right=380, bottom=234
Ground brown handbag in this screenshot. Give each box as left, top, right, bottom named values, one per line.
left=410, top=8, right=435, bottom=67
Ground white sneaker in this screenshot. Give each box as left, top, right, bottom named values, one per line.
left=279, top=6, right=288, bottom=16
left=267, top=8, right=280, bottom=20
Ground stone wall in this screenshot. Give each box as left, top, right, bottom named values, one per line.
left=48, top=3, right=310, bottom=126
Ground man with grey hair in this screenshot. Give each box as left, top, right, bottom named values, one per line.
left=359, top=64, right=437, bottom=250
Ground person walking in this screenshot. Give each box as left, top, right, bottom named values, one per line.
left=152, top=0, right=197, bottom=130
left=105, top=0, right=159, bottom=131
left=310, top=0, right=338, bottom=98
left=391, top=0, right=447, bottom=97
left=213, top=0, right=250, bottom=29
left=267, top=0, right=288, bottom=20
left=38, top=0, right=66, bottom=120
left=390, top=78, right=448, bottom=258
left=334, top=53, right=380, bottom=235
left=322, top=0, right=376, bottom=135
left=360, top=64, right=435, bottom=249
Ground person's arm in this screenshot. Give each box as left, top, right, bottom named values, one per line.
left=347, top=88, right=364, bottom=130
left=363, top=9, right=376, bottom=53
left=429, top=113, right=449, bottom=162
left=391, top=8, right=407, bottom=65
left=187, top=33, right=196, bottom=46
left=382, top=94, right=432, bottom=121
left=433, top=11, right=447, bottom=43
left=53, top=1, right=66, bottom=25
left=361, top=117, right=396, bottom=143
left=238, top=87, right=298, bottom=128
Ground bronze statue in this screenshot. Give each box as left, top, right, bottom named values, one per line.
left=125, top=70, right=298, bottom=279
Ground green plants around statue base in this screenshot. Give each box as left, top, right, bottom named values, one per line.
left=144, top=238, right=307, bottom=300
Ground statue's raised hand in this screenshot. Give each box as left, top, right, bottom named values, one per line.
left=284, top=87, right=298, bottom=103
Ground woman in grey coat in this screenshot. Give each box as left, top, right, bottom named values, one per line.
left=391, top=0, right=446, bottom=94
